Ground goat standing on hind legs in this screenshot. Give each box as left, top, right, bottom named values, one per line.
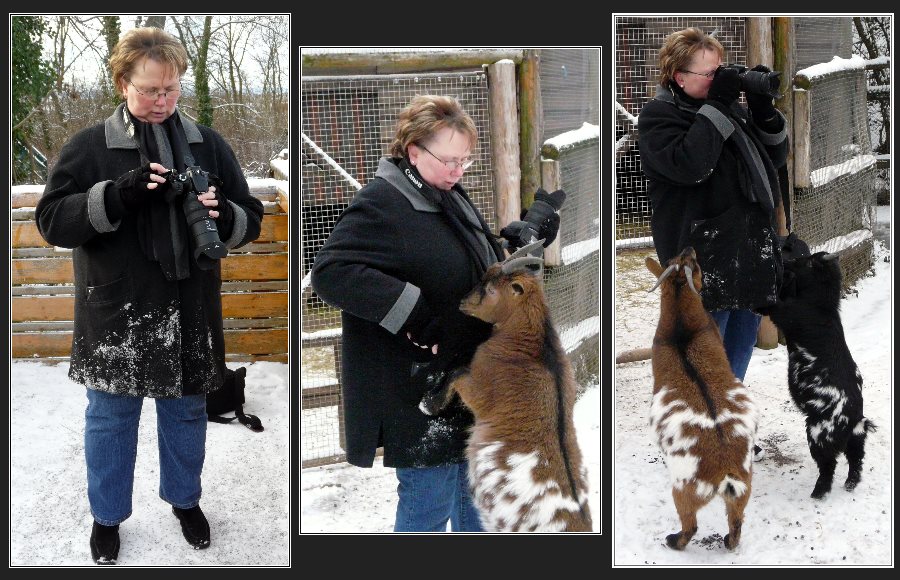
left=422, top=248, right=592, bottom=532
left=647, top=247, right=758, bottom=550
left=758, top=251, right=876, bottom=499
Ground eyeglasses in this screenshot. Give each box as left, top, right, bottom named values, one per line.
left=418, top=143, right=475, bottom=171
left=129, top=80, right=182, bottom=101
left=680, top=69, right=717, bottom=79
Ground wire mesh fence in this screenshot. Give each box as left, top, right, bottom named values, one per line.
left=794, top=63, right=878, bottom=287
left=615, top=17, right=748, bottom=248
left=540, top=49, right=600, bottom=141
left=300, top=70, right=494, bottom=467
left=544, top=142, right=600, bottom=390
left=794, top=17, right=854, bottom=70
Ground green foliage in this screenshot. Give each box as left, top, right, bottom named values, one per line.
left=12, top=16, right=56, bottom=182
left=12, top=16, right=55, bottom=129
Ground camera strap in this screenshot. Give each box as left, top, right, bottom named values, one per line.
left=122, top=106, right=193, bottom=280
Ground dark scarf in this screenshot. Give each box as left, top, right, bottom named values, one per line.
left=397, top=158, right=502, bottom=284
left=125, top=107, right=196, bottom=280
left=668, top=83, right=778, bottom=214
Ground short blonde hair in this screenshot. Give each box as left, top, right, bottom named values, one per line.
left=658, top=27, right=725, bottom=87
left=108, top=27, right=189, bottom=96
left=389, top=95, right=478, bottom=159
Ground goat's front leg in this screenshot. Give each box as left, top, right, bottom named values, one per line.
left=419, top=366, right=468, bottom=416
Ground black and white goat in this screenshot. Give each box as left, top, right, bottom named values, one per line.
left=761, top=251, right=876, bottom=499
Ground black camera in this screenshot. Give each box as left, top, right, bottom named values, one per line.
left=722, top=64, right=782, bottom=98
left=499, top=188, right=566, bottom=250
left=165, top=166, right=228, bottom=263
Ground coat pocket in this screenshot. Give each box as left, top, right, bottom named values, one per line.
left=85, top=276, right=132, bottom=305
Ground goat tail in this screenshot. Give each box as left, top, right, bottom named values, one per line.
left=718, top=475, right=750, bottom=499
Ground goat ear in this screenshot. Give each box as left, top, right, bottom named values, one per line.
left=511, top=282, right=525, bottom=295
left=646, top=256, right=664, bottom=277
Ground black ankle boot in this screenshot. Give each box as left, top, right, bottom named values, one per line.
left=172, top=505, right=211, bottom=549
left=90, top=521, right=120, bottom=565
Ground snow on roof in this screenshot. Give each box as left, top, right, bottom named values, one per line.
left=561, top=235, right=599, bottom=266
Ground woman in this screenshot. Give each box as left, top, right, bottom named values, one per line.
left=638, top=28, right=789, bottom=460
left=311, top=95, right=509, bottom=532
left=35, top=27, right=263, bottom=564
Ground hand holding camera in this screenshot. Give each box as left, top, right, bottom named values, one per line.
left=165, top=166, right=229, bottom=262
left=708, top=66, right=742, bottom=108
left=113, top=162, right=170, bottom=211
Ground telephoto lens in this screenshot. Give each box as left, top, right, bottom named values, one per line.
left=722, top=64, right=782, bottom=98
left=179, top=167, right=228, bottom=263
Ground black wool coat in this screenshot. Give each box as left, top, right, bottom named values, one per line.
left=638, top=85, right=789, bottom=311
left=311, top=158, right=504, bottom=469
left=35, top=104, right=264, bottom=397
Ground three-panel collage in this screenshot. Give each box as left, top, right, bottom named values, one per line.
left=7, top=13, right=892, bottom=568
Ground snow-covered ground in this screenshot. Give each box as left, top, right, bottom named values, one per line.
left=614, top=237, right=892, bottom=565
left=301, top=385, right=602, bottom=533
left=9, top=361, right=290, bottom=566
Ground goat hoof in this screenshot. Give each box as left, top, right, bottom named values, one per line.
left=418, top=400, right=436, bottom=416
left=665, top=533, right=686, bottom=550
left=724, top=533, right=739, bottom=550
left=810, top=487, right=830, bottom=499
left=844, top=473, right=861, bottom=492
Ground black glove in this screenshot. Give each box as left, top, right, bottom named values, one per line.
left=499, top=188, right=565, bottom=249
left=402, top=296, right=442, bottom=350
left=708, top=66, right=741, bottom=108
left=210, top=188, right=233, bottom=225
left=112, top=163, right=166, bottom=211
left=745, top=65, right=780, bottom=129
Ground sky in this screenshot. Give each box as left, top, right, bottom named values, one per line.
left=613, top=223, right=892, bottom=565
left=9, top=361, right=289, bottom=566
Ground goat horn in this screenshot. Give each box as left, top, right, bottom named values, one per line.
left=647, top=264, right=677, bottom=292
left=504, top=239, right=545, bottom=262
left=501, top=256, right=544, bottom=274
left=684, top=265, right=700, bottom=295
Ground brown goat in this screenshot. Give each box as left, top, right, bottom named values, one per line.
left=646, top=247, right=758, bottom=550
left=433, top=258, right=592, bottom=532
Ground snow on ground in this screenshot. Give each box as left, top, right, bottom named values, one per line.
left=301, top=385, right=602, bottom=533
left=9, top=361, right=290, bottom=566
left=614, top=240, right=892, bottom=565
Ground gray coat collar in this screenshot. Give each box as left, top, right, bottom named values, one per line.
left=375, top=158, right=441, bottom=212
left=104, top=102, right=204, bottom=150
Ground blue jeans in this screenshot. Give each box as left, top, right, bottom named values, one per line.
left=85, top=388, right=207, bottom=526
left=394, top=462, right=484, bottom=532
left=708, top=309, right=762, bottom=382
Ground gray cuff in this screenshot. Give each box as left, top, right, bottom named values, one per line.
left=87, top=180, right=121, bottom=233
left=223, top=200, right=248, bottom=249
left=752, top=110, right=788, bottom=146
left=698, top=104, right=735, bottom=139
left=379, top=282, right=421, bottom=334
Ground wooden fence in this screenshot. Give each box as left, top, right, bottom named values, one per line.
left=11, top=179, right=288, bottom=363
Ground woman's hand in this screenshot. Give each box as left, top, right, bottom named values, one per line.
left=708, top=66, right=741, bottom=108
left=113, top=162, right=171, bottom=210
left=196, top=186, right=233, bottom=222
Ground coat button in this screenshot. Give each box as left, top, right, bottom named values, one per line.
left=167, top=305, right=176, bottom=314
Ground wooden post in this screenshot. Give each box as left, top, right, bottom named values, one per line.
left=774, top=17, right=795, bottom=219
left=518, top=49, right=543, bottom=210
left=793, top=88, right=811, bottom=188
left=488, top=59, right=521, bottom=229
left=746, top=17, right=774, bottom=67
left=540, top=158, right=562, bottom=266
